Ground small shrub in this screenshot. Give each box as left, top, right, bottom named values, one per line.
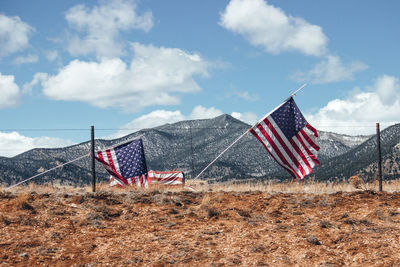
left=151, top=193, right=172, bottom=205
left=207, top=207, right=220, bottom=219
left=16, top=192, right=33, bottom=211
left=87, top=205, right=122, bottom=221
left=349, top=174, right=369, bottom=190
left=1, top=216, right=12, bottom=226
left=20, top=201, right=35, bottom=211
left=19, top=216, right=39, bottom=226
left=320, top=220, right=332, bottom=228
left=200, top=194, right=211, bottom=208
left=343, top=219, right=357, bottom=225
left=169, top=208, right=179, bottom=215
left=307, top=235, right=321, bottom=245
left=250, top=245, right=265, bottom=253
left=237, top=209, right=251, bottom=218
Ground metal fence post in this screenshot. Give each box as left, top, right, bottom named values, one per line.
left=91, top=126, right=96, bottom=192
left=376, top=123, right=382, bottom=192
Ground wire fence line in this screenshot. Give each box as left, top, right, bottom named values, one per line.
left=0, top=124, right=395, bottom=157
left=0, top=125, right=389, bottom=131
left=1, top=123, right=399, bottom=188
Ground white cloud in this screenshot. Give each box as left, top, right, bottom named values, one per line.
left=0, top=131, right=75, bottom=157
left=231, top=91, right=259, bottom=101
left=375, top=75, right=399, bottom=106
left=110, top=105, right=223, bottom=138
left=231, top=111, right=258, bottom=125
left=12, top=54, right=38, bottom=65
left=120, top=110, right=185, bottom=131
left=22, top=72, right=48, bottom=93
left=39, top=43, right=210, bottom=111
left=189, top=105, right=223, bottom=120
left=306, top=75, right=400, bottom=135
left=66, top=0, right=153, bottom=58
left=45, top=50, right=59, bottom=62
left=292, top=55, right=368, bottom=84
left=220, top=0, right=367, bottom=84
left=0, top=14, right=34, bottom=58
left=220, top=0, right=327, bottom=56
left=0, top=73, right=21, bottom=108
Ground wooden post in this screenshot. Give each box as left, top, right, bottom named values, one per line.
left=376, top=123, right=382, bottom=192
left=91, top=126, right=96, bottom=193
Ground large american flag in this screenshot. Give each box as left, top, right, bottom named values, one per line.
left=250, top=97, right=320, bottom=180
left=95, top=139, right=148, bottom=187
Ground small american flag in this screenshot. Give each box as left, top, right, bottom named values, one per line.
left=109, top=170, right=185, bottom=188
left=250, top=97, right=320, bottom=180
left=147, top=170, right=185, bottom=186
left=96, top=139, right=148, bottom=187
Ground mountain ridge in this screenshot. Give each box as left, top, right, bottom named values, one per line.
left=1, top=114, right=398, bottom=186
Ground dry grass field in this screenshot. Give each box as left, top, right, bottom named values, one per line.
left=1, top=179, right=400, bottom=266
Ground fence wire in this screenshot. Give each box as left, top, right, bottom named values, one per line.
left=1, top=123, right=399, bottom=187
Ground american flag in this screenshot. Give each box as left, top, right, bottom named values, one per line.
left=109, top=170, right=185, bottom=188
left=96, top=139, right=148, bottom=187
left=250, top=97, right=320, bottom=180
left=147, top=170, right=185, bottom=186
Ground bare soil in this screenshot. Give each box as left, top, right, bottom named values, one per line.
left=1, top=189, right=400, bottom=266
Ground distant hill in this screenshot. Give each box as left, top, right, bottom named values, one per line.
left=2, top=114, right=398, bottom=186
left=312, top=123, right=400, bottom=181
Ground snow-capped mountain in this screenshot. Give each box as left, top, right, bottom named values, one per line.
left=1, top=114, right=398, bottom=186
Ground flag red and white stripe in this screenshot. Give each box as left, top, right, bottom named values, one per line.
left=108, top=174, right=149, bottom=188
left=250, top=97, right=320, bottom=180
left=109, top=170, right=185, bottom=188
left=147, top=170, right=185, bottom=186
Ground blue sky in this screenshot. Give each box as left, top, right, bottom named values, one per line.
left=1, top=0, right=400, bottom=157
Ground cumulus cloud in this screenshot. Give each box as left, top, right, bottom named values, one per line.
left=0, top=73, right=21, bottom=108
left=22, top=72, right=48, bottom=94
left=306, top=75, right=400, bottom=135
left=120, top=110, right=185, bottom=131
left=0, top=131, right=75, bottom=157
left=189, top=106, right=223, bottom=120
left=375, top=74, right=399, bottom=106
left=39, top=43, right=210, bottom=111
left=221, top=1, right=367, bottom=84
left=292, top=55, right=368, bottom=84
left=66, top=0, right=153, bottom=58
left=0, top=14, right=34, bottom=58
left=109, top=105, right=223, bottom=138
left=220, top=0, right=327, bottom=56
left=231, top=111, right=258, bottom=125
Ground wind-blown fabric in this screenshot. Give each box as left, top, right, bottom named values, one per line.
left=109, top=170, right=185, bottom=188
left=147, top=170, right=185, bottom=186
left=250, top=97, right=320, bottom=179
left=96, top=139, right=148, bottom=187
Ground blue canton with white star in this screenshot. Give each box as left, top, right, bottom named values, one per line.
left=270, top=97, right=307, bottom=140
left=115, top=139, right=147, bottom=178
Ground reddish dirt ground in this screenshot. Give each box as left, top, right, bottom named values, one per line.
left=1, top=189, right=400, bottom=266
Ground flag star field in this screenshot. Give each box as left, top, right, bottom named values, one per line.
left=115, top=140, right=147, bottom=178
left=270, top=98, right=307, bottom=140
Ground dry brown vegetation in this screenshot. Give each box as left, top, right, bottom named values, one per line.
left=1, top=180, right=400, bottom=266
